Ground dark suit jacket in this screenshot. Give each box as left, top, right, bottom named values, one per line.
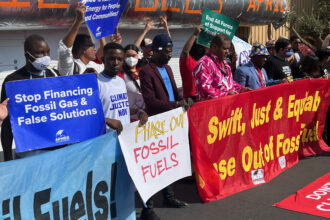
left=140, top=63, right=182, bottom=116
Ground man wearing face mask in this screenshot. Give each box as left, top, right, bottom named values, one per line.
left=0, top=34, right=59, bottom=161
left=264, top=38, right=293, bottom=82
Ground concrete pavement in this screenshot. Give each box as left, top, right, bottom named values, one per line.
left=136, top=151, right=330, bottom=220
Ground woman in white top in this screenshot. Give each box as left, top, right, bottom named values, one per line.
left=122, top=44, right=145, bottom=121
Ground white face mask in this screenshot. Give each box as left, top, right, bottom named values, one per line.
left=125, top=57, right=138, bottom=67
left=26, top=51, right=51, bottom=71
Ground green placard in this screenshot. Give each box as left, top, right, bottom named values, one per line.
left=197, top=8, right=240, bottom=48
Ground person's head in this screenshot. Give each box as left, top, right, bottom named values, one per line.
left=124, top=44, right=139, bottom=68
left=209, top=34, right=231, bottom=61
left=300, top=55, right=320, bottom=78
left=190, top=41, right=206, bottom=61
left=315, top=48, right=330, bottom=65
left=266, top=40, right=276, bottom=56
left=275, top=38, right=292, bottom=59
left=290, top=36, right=301, bottom=52
left=102, top=42, right=124, bottom=77
left=72, top=34, right=96, bottom=61
left=24, top=34, right=51, bottom=72
left=141, top=38, right=153, bottom=59
left=250, top=43, right=269, bottom=68
left=152, top=33, right=173, bottom=66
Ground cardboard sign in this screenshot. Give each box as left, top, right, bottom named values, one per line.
left=6, top=74, right=106, bottom=152
left=197, top=8, right=240, bottom=47
left=118, top=108, right=192, bottom=203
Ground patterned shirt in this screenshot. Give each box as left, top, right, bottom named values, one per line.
left=193, top=52, right=242, bottom=101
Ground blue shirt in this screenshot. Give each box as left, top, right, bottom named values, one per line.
left=157, top=67, right=175, bottom=101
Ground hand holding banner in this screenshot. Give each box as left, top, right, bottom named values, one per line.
left=197, top=8, right=240, bottom=47
left=6, top=74, right=106, bottom=152
left=119, top=108, right=192, bottom=203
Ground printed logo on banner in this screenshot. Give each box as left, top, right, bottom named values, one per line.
left=251, top=169, right=265, bottom=185
left=55, top=129, right=70, bottom=143
left=96, top=27, right=102, bottom=37
left=279, top=156, right=286, bottom=169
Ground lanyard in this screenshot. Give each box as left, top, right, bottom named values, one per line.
left=254, top=66, right=266, bottom=87
left=29, top=70, right=46, bottom=79
left=207, top=54, right=230, bottom=89
left=207, top=54, right=229, bottom=77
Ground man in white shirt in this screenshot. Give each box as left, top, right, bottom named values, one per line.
left=58, top=3, right=104, bottom=76
left=99, top=42, right=147, bottom=134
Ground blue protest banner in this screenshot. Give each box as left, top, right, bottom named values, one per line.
left=0, top=131, right=136, bottom=219
left=83, top=0, right=128, bottom=39
left=5, top=74, right=106, bottom=153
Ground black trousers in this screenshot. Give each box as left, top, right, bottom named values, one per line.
left=144, top=185, right=175, bottom=209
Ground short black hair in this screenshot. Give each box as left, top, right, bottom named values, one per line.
left=211, top=34, right=230, bottom=47
left=124, top=44, right=139, bottom=53
left=315, top=48, right=330, bottom=61
left=300, top=55, right=320, bottom=77
left=275, top=38, right=290, bottom=52
left=103, top=42, right=124, bottom=54
left=72, top=34, right=91, bottom=56
left=290, top=36, right=299, bottom=42
left=24, top=35, right=46, bottom=52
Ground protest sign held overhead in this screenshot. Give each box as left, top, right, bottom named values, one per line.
left=6, top=74, right=106, bottom=152
left=82, top=0, right=128, bottom=39
left=188, top=79, right=330, bottom=202
left=0, top=131, right=135, bottom=220
left=119, top=108, right=192, bottom=203
left=197, top=8, right=240, bottom=48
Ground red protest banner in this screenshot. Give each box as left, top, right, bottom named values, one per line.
left=274, top=172, right=330, bottom=218
left=188, top=79, right=330, bottom=202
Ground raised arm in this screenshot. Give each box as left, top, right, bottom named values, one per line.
left=180, top=25, right=202, bottom=60
left=109, top=27, right=122, bottom=44
left=159, top=15, right=171, bottom=38
left=134, top=20, right=153, bottom=47
left=96, top=37, right=107, bottom=62
left=62, top=2, right=86, bottom=48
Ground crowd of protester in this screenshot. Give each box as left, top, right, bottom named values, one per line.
left=0, top=3, right=329, bottom=220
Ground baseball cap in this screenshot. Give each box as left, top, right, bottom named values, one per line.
left=152, top=33, right=173, bottom=50
left=141, top=38, right=153, bottom=48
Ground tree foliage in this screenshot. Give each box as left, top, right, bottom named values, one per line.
left=288, top=0, right=329, bottom=40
